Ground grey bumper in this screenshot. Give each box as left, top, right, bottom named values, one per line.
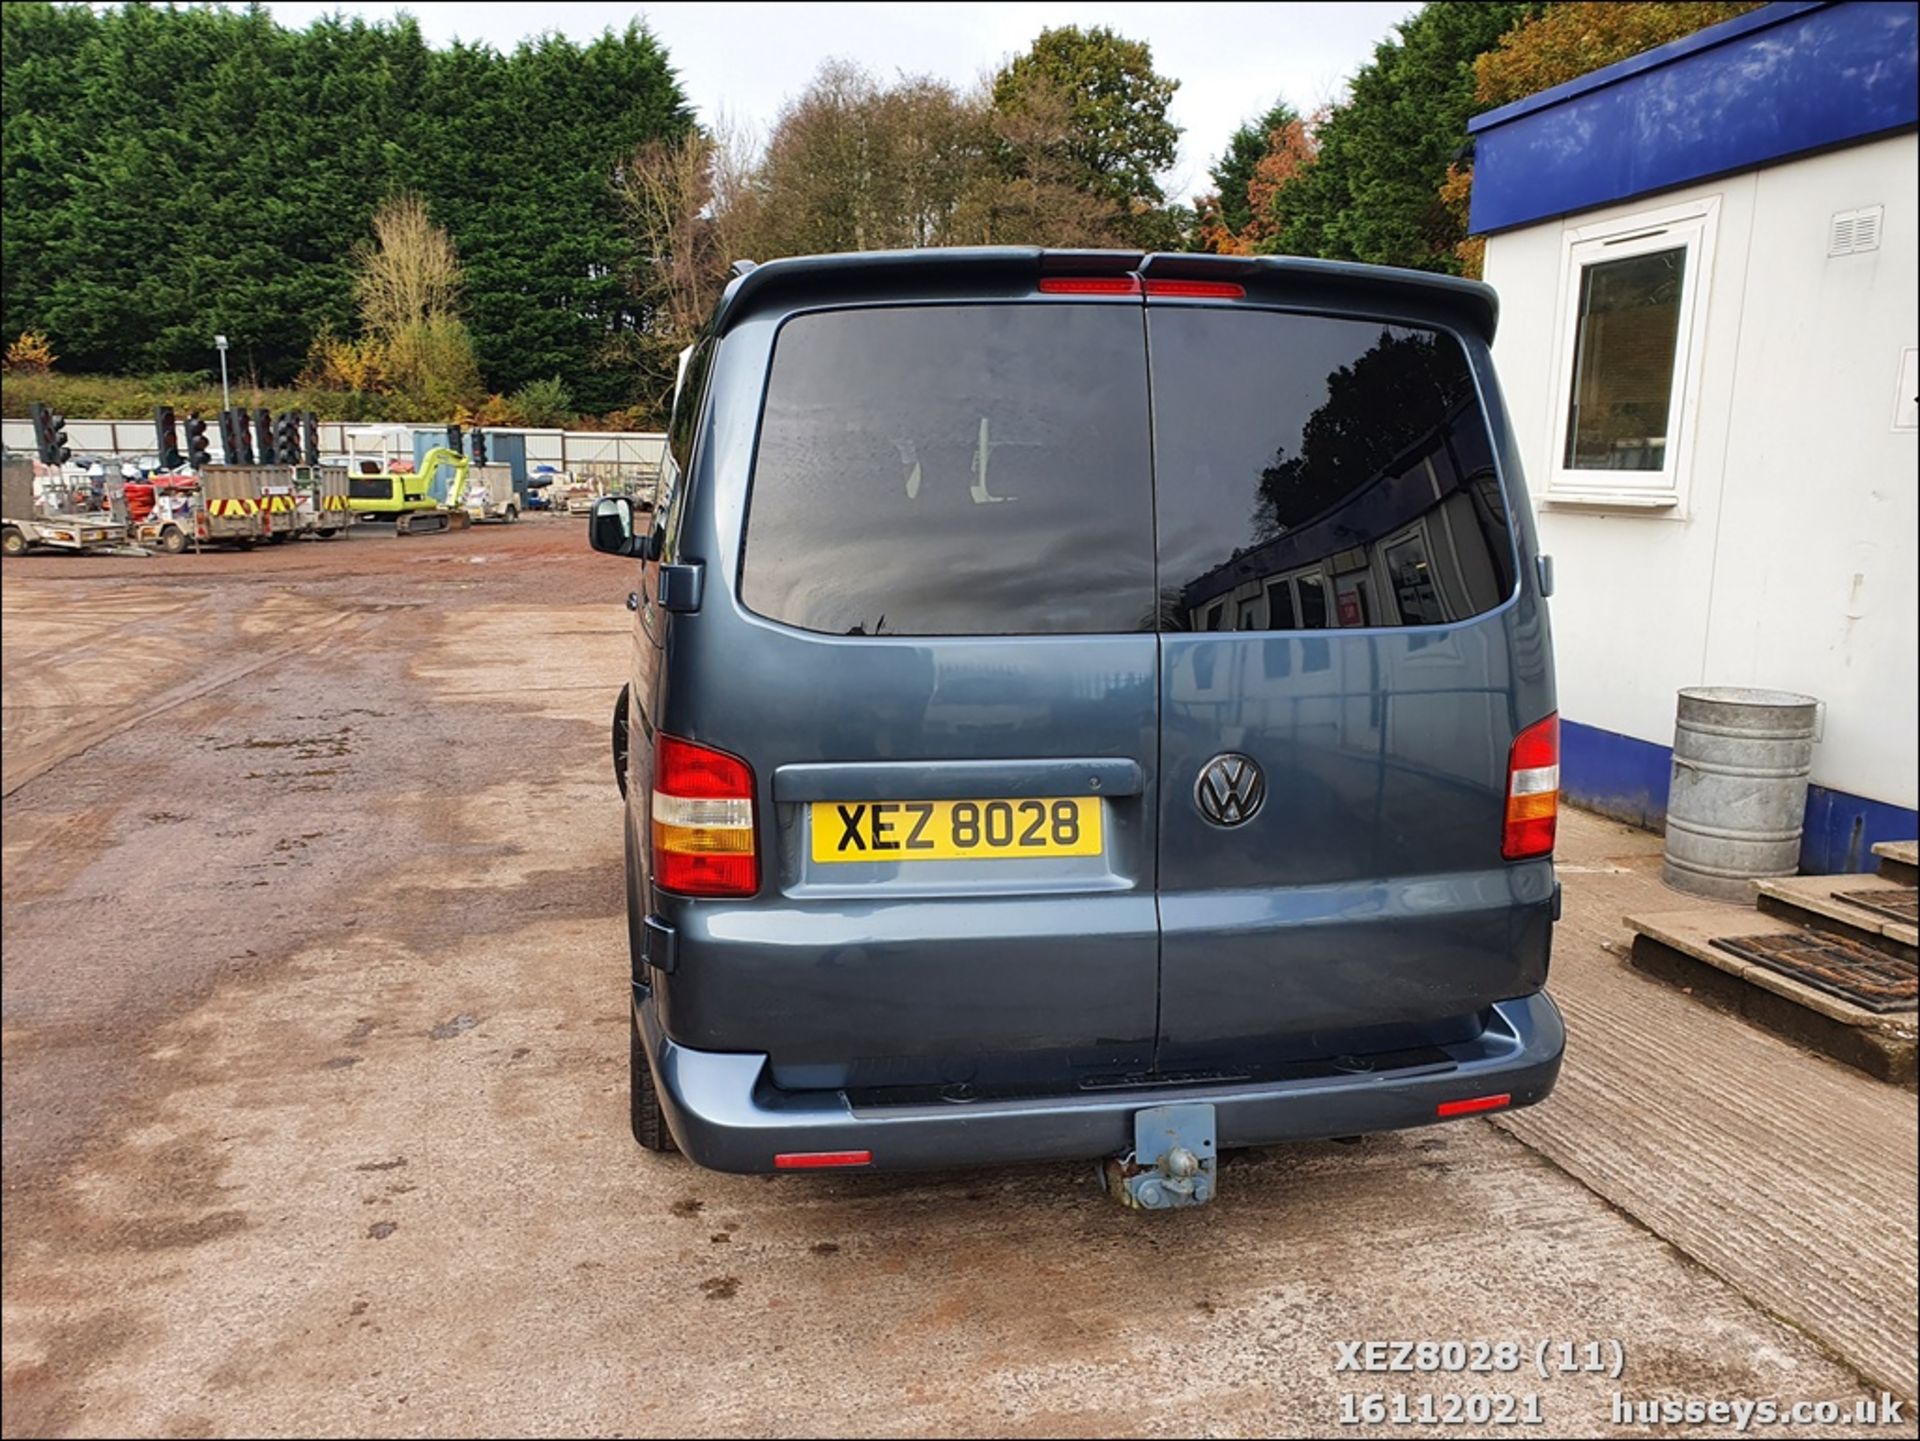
left=636, top=990, right=1564, bottom=1174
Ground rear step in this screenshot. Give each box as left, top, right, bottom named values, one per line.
left=1873, top=840, right=1918, bottom=887
left=1752, top=874, right=1918, bottom=963
left=1624, top=907, right=1917, bottom=1086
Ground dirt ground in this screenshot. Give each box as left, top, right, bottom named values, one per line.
left=0, top=520, right=1905, bottom=1437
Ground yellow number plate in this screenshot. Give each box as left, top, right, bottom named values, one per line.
left=810, top=797, right=1103, bottom=863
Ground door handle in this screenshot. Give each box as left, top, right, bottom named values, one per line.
left=626, top=591, right=640, bottom=612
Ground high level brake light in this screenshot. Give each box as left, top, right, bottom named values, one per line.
left=651, top=733, right=758, bottom=896
left=1502, top=713, right=1559, bottom=860
left=1143, top=278, right=1245, bottom=298
left=1038, top=275, right=1142, bottom=295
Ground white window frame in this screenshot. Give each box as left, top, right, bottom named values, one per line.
left=1544, top=196, right=1718, bottom=513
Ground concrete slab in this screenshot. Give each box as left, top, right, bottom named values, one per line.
left=1500, top=809, right=1920, bottom=1404
left=1754, top=874, right=1919, bottom=956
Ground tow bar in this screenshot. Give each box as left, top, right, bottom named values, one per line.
left=1101, top=1102, right=1217, bottom=1209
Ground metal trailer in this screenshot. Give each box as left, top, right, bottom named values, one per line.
left=130, top=478, right=202, bottom=554
left=459, top=463, right=520, bottom=524
left=2, top=455, right=130, bottom=556
left=291, top=464, right=353, bottom=539
left=191, top=466, right=272, bottom=547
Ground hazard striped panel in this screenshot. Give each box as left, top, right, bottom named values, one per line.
left=262, top=494, right=296, bottom=512
left=206, top=497, right=259, bottom=517
left=322, top=494, right=350, bottom=510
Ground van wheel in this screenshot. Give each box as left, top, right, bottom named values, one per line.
left=631, top=1005, right=676, bottom=1153
left=1, top=526, right=26, bottom=557
left=505, top=505, right=518, bottom=523
left=158, top=525, right=187, bottom=555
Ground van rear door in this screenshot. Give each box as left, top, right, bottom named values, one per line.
left=661, top=290, right=1164, bottom=1093
left=1145, top=295, right=1554, bottom=1067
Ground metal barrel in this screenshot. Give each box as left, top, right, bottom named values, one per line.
left=1662, top=686, right=1821, bottom=900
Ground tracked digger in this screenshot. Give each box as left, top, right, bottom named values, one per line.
left=343, top=436, right=471, bottom=535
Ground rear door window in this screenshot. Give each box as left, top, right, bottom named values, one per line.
left=740, top=304, right=1155, bottom=636
left=1149, top=309, right=1515, bottom=631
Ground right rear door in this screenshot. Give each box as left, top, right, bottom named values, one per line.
left=1146, top=299, right=1549, bottom=1068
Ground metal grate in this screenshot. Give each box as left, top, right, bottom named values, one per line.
left=1836, top=887, right=1919, bottom=926
left=1712, top=931, right=1917, bottom=1013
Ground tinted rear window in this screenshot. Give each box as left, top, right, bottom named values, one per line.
left=1149, top=309, right=1515, bottom=631
left=740, top=304, right=1155, bottom=636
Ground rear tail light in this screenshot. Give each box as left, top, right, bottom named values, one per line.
left=1144, top=278, right=1245, bottom=298
left=1502, top=712, right=1559, bottom=860
left=651, top=733, right=758, bottom=896
left=1038, top=275, right=1142, bottom=295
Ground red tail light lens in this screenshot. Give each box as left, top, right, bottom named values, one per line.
left=1144, top=278, right=1245, bottom=298
left=1038, top=275, right=1142, bottom=295
left=652, top=733, right=758, bottom=896
left=1502, top=712, right=1559, bottom=860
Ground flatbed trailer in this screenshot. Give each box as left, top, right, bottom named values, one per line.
left=2, top=456, right=129, bottom=555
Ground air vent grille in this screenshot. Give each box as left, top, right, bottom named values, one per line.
left=1829, top=206, right=1884, bottom=257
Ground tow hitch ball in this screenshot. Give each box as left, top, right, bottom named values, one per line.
left=1102, top=1103, right=1217, bottom=1209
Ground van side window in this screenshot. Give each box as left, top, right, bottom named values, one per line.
left=1150, top=311, right=1516, bottom=631
left=655, top=339, right=712, bottom=563
left=741, top=305, right=1155, bottom=636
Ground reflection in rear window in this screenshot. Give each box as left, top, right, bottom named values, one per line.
left=1149, top=309, right=1516, bottom=631
left=740, top=305, right=1155, bottom=636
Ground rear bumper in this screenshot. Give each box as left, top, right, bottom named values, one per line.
left=636, top=989, right=1564, bottom=1174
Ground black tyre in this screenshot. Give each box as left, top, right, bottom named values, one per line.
left=505, top=505, right=518, bottom=523
left=267, top=531, right=289, bottom=544
left=157, top=525, right=187, bottom=555
left=1, top=526, right=26, bottom=557
left=625, top=816, right=674, bottom=1153
left=631, top=1003, right=675, bottom=1153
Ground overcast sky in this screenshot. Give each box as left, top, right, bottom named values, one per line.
left=261, top=2, right=1419, bottom=201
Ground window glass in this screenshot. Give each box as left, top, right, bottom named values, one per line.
left=1298, top=575, right=1329, bottom=630
left=1149, top=309, right=1515, bottom=632
left=1266, top=580, right=1296, bottom=631
left=741, top=304, right=1155, bottom=635
left=1563, top=247, right=1684, bottom=471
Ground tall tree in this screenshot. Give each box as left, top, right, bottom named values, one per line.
left=1266, top=1, right=1536, bottom=271
left=0, top=5, right=690, bottom=411
left=1208, top=100, right=1299, bottom=238
left=990, top=25, right=1183, bottom=244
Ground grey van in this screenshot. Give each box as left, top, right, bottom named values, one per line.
left=590, top=249, right=1562, bottom=1208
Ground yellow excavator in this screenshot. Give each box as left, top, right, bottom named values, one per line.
left=344, top=444, right=471, bottom=535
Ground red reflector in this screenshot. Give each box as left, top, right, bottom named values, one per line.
left=1437, top=1093, right=1511, bottom=1118
left=773, top=1150, right=872, bottom=1169
left=1038, top=275, right=1141, bottom=295
left=1144, top=278, right=1245, bottom=298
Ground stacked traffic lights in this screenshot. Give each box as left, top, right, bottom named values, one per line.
left=301, top=411, right=320, bottom=466
left=446, top=422, right=463, bottom=455
left=222, top=407, right=255, bottom=465
left=185, top=414, right=212, bottom=470
left=272, top=413, right=299, bottom=465
left=154, top=405, right=184, bottom=469
left=471, top=428, right=488, bottom=465
left=30, top=403, right=71, bottom=466
left=253, top=408, right=273, bottom=467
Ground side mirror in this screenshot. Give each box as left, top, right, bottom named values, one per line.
left=588, top=495, right=636, bottom=556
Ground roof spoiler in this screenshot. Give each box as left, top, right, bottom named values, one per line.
left=714, top=247, right=1498, bottom=343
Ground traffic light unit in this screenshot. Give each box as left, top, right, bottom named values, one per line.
left=30, top=403, right=71, bottom=466
left=301, top=411, right=320, bottom=466
left=253, top=408, right=273, bottom=468
left=446, top=422, right=463, bottom=457
left=154, top=405, right=184, bottom=470
left=471, top=428, right=488, bottom=465
left=185, top=414, right=212, bottom=470
left=272, top=413, right=299, bottom=465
